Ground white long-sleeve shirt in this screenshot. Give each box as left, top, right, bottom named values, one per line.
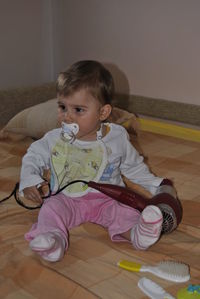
left=20, top=123, right=163, bottom=197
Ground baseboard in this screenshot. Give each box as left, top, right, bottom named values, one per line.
left=115, top=93, right=200, bottom=127
left=0, top=83, right=56, bottom=126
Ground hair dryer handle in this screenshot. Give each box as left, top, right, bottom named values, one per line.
left=88, top=181, right=148, bottom=211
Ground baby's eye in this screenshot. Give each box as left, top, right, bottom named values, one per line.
left=58, top=104, right=66, bottom=111
left=75, top=107, right=84, bottom=113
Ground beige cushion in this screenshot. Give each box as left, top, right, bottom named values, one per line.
left=1, top=98, right=139, bottom=140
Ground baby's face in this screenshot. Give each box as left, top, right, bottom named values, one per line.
left=57, top=88, right=109, bottom=141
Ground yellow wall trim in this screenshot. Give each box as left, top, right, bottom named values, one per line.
left=139, top=118, right=200, bottom=143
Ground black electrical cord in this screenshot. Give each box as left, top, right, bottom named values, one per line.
left=0, top=180, right=88, bottom=210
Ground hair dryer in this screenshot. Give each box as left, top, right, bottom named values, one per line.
left=88, top=180, right=182, bottom=234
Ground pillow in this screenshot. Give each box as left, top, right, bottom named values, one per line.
left=1, top=98, right=139, bottom=140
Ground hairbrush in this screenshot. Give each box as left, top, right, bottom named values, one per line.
left=118, top=260, right=190, bottom=283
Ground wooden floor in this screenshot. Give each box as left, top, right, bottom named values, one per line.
left=0, top=129, right=200, bottom=299
left=137, top=130, right=200, bottom=203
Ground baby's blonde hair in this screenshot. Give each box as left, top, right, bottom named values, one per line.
left=56, top=60, right=114, bottom=105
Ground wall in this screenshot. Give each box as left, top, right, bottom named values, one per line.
left=0, top=0, right=54, bottom=89
left=53, top=0, right=200, bottom=106
left=0, top=0, right=200, bottom=107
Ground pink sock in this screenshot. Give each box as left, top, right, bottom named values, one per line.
left=131, top=205, right=163, bottom=250
left=29, top=231, right=66, bottom=262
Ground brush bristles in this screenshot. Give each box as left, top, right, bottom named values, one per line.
left=158, top=260, right=190, bottom=282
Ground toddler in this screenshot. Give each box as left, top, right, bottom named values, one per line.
left=20, top=60, right=173, bottom=262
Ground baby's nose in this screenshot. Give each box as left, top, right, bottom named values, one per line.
left=64, top=111, right=73, bottom=123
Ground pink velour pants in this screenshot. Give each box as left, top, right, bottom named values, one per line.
left=25, top=192, right=141, bottom=250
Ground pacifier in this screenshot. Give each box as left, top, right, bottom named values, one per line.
left=61, top=122, right=79, bottom=143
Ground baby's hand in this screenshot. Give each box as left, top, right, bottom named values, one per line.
left=23, top=182, right=49, bottom=204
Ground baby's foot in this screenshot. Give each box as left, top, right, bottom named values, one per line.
left=29, top=231, right=66, bottom=262
left=131, top=205, right=163, bottom=250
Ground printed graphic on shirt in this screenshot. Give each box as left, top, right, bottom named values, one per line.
left=51, top=140, right=107, bottom=196
left=99, top=146, right=121, bottom=182
left=100, top=164, right=115, bottom=181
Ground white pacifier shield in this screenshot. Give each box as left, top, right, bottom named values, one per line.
left=61, top=122, right=79, bottom=140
